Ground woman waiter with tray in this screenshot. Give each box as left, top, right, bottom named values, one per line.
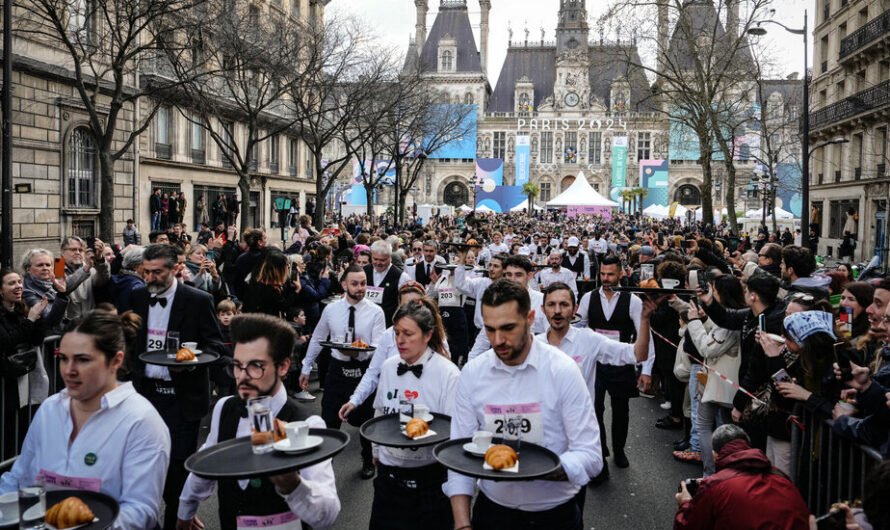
left=364, top=298, right=459, bottom=530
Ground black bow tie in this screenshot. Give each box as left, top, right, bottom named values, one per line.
left=149, top=296, right=168, bottom=308
left=397, top=363, right=423, bottom=378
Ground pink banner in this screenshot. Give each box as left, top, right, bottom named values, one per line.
left=567, top=206, right=613, bottom=219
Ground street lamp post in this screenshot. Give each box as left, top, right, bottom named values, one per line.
left=748, top=10, right=809, bottom=245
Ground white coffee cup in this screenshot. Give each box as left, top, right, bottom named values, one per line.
left=285, top=421, right=310, bottom=447
left=413, top=404, right=430, bottom=419
left=661, top=279, right=680, bottom=289
left=472, top=430, right=493, bottom=450
left=182, top=342, right=198, bottom=351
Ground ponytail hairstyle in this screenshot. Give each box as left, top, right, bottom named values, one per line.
left=63, top=309, right=143, bottom=366
left=392, top=298, right=449, bottom=359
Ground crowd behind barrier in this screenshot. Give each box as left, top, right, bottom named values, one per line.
left=0, top=209, right=887, bottom=530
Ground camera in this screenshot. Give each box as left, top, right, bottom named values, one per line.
left=678, top=478, right=700, bottom=497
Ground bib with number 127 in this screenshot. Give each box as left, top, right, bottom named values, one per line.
left=366, top=286, right=384, bottom=304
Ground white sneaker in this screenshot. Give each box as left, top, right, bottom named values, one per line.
left=660, top=401, right=672, bottom=410
left=294, top=391, right=317, bottom=402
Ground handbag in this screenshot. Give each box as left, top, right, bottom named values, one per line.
left=741, top=383, right=772, bottom=422
left=1, top=348, right=38, bottom=378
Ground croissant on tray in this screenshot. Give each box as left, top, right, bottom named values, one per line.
left=405, top=418, right=429, bottom=439
left=484, top=444, right=518, bottom=470
left=175, top=347, right=196, bottom=362
left=46, top=496, right=95, bottom=529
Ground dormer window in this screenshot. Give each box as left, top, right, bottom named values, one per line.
left=438, top=35, right=457, bottom=73
left=441, top=50, right=453, bottom=71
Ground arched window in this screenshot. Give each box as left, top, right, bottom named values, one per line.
left=464, top=92, right=474, bottom=105
left=674, top=184, right=701, bottom=206
left=67, top=127, right=98, bottom=208
left=443, top=181, right=469, bottom=207
left=560, top=175, right=576, bottom=191
left=441, top=50, right=453, bottom=71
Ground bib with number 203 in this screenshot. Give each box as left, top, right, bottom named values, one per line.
left=483, top=403, right=543, bottom=444
left=366, top=286, right=384, bottom=304
left=437, top=287, right=460, bottom=307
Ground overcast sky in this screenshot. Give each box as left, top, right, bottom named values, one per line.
left=334, top=0, right=814, bottom=85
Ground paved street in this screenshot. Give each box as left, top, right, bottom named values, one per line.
left=188, top=381, right=692, bottom=530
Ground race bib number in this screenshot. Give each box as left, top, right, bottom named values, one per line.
left=147, top=328, right=166, bottom=351
left=38, top=470, right=101, bottom=492
left=236, top=512, right=299, bottom=529
left=366, top=286, right=384, bottom=304
left=483, top=403, right=543, bottom=444
left=595, top=329, right=621, bottom=342
left=438, top=287, right=460, bottom=307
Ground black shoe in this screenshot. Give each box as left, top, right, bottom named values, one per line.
left=673, top=439, right=691, bottom=452
left=614, top=451, right=629, bottom=468
left=603, top=446, right=610, bottom=458
left=589, top=461, right=609, bottom=487
left=360, top=462, right=376, bottom=480
left=655, top=415, right=683, bottom=430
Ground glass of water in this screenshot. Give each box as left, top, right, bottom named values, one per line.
left=248, top=396, right=274, bottom=454
left=18, top=485, right=45, bottom=530
left=166, top=331, right=180, bottom=352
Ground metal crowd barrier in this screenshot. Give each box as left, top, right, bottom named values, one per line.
left=791, top=405, right=884, bottom=515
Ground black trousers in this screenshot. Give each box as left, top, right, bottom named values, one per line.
left=162, top=459, right=189, bottom=530
left=441, top=307, right=469, bottom=366
left=594, top=364, right=635, bottom=456
left=320, top=358, right=374, bottom=464
left=369, top=463, right=453, bottom=530
left=471, top=491, right=582, bottom=530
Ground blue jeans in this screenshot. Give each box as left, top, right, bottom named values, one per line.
left=151, top=212, right=161, bottom=231
left=688, top=364, right=702, bottom=453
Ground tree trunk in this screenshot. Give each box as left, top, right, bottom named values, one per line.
left=98, top=152, right=116, bottom=242
left=238, top=175, right=251, bottom=234
left=725, top=162, right=738, bottom=233
left=699, top=140, right=714, bottom=226
left=313, top=159, right=327, bottom=230
left=365, top=185, right=375, bottom=217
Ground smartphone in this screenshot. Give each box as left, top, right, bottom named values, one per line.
left=814, top=510, right=846, bottom=530
left=85, top=236, right=97, bottom=251
left=758, top=313, right=767, bottom=332
left=53, top=257, right=65, bottom=279
left=681, top=239, right=694, bottom=249
left=834, top=342, right=854, bottom=382
left=771, top=369, right=792, bottom=384
left=657, top=232, right=664, bottom=246
left=205, top=250, right=216, bottom=261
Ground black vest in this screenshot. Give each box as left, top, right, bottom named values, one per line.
left=587, top=290, right=637, bottom=343
left=562, top=253, right=586, bottom=277
left=414, top=261, right=434, bottom=287
left=365, top=264, right=402, bottom=327
left=217, top=396, right=309, bottom=530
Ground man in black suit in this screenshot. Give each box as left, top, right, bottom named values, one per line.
left=150, top=188, right=162, bottom=231
left=128, top=244, right=224, bottom=530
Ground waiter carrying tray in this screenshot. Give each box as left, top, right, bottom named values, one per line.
left=300, top=264, right=386, bottom=480
left=445, top=279, right=602, bottom=530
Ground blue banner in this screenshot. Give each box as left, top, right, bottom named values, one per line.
left=515, top=135, right=530, bottom=186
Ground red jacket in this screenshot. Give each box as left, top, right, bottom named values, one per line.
left=674, top=440, right=810, bottom=530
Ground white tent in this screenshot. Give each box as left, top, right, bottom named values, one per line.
left=546, top=171, right=620, bottom=207
left=458, top=204, right=473, bottom=213
left=510, top=199, right=544, bottom=212
left=476, top=204, right=496, bottom=214
left=744, top=207, right=795, bottom=220
left=643, top=204, right=670, bottom=219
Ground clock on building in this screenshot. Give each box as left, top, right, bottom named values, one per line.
left=564, top=91, right=580, bottom=107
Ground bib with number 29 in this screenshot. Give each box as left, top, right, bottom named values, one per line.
left=483, top=403, right=543, bottom=444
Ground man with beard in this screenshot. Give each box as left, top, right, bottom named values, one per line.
left=535, top=251, right=578, bottom=296
left=60, top=236, right=111, bottom=321
left=562, top=237, right=591, bottom=281
left=177, top=314, right=340, bottom=530
left=406, top=239, right=446, bottom=287
left=445, top=280, right=601, bottom=530
left=576, top=255, right=655, bottom=481
left=465, top=255, right=548, bottom=361
left=127, top=243, right=225, bottom=529
left=300, top=264, right=386, bottom=479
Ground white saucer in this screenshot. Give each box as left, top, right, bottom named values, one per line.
left=462, top=442, right=488, bottom=457
left=413, top=413, right=434, bottom=423
left=274, top=436, right=324, bottom=454
left=0, top=492, right=18, bottom=526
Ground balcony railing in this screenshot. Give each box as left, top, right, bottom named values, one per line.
left=854, top=167, right=862, bottom=180
left=191, top=149, right=205, bottom=165
left=156, top=143, right=172, bottom=160
left=810, top=78, right=890, bottom=130
left=840, top=9, right=890, bottom=58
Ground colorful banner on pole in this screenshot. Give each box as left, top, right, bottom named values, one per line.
left=639, top=159, right=670, bottom=209
left=515, top=135, right=530, bottom=186
left=475, top=185, right=525, bottom=213
left=475, top=158, right=504, bottom=186
left=611, top=136, right=628, bottom=189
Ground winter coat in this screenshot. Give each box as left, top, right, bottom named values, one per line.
left=686, top=318, right=741, bottom=406
left=674, top=439, right=810, bottom=530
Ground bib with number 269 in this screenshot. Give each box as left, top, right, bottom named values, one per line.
left=483, top=403, right=543, bottom=444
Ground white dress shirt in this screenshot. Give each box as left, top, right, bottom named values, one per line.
left=590, top=238, right=608, bottom=254
left=562, top=250, right=591, bottom=278
left=535, top=267, right=578, bottom=295
left=178, top=385, right=340, bottom=529
left=576, top=287, right=655, bottom=376
left=535, top=327, right=638, bottom=402
left=145, top=280, right=178, bottom=380
left=488, top=243, right=509, bottom=256
left=348, top=328, right=397, bottom=407
left=443, top=340, right=602, bottom=511
left=405, top=256, right=447, bottom=282
left=0, top=383, right=171, bottom=530
left=371, top=265, right=411, bottom=289
left=373, top=350, right=459, bottom=468
left=302, top=298, right=386, bottom=376
left=467, top=289, right=548, bottom=361
left=452, top=264, right=492, bottom=329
